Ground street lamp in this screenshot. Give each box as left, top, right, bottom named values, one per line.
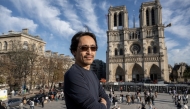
left=165, top=23, right=172, bottom=28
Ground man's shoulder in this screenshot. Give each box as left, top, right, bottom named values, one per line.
left=64, top=64, right=84, bottom=80
left=65, top=64, right=78, bottom=75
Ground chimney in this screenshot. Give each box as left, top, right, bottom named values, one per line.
left=8, top=30, right=13, bottom=33
left=60, top=54, right=65, bottom=58
left=22, top=28, right=28, bottom=34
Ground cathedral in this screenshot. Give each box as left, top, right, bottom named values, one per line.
left=106, top=0, right=170, bottom=82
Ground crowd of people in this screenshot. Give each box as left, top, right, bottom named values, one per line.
left=108, top=87, right=189, bottom=109
left=170, top=89, right=188, bottom=109
left=109, top=87, right=158, bottom=109
left=23, top=89, right=65, bottom=109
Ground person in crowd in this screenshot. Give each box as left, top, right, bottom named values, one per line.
left=151, top=95, right=155, bottom=105
left=112, top=95, right=118, bottom=107
left=131, top=95, right=135, bottom=104
left=30, top=99, right=35, bottom=109
left=120, top=86, right=123, bottom=93
left=0, top=100, right=6, bottom=109
left=177, top=101, right=182, bottom=109
left=182, top=103, right=188, bottom=109
left=64, top=31, right=110, bottom=109
left=121, top=94, right=124, bottom=103
left=154, top=91, right=157, bottom=98
left=141, top=102, right=146, bottom=109
left=41, top=97, right=45, bottom=108
left=127, top=95, right=131, bottom=105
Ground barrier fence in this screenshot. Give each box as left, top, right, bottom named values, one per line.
left=103, top=82, right=190, bottom=94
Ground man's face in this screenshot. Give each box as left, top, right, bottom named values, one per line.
left=73, top=35, right=97, bottom=68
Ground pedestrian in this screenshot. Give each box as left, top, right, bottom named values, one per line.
left=23, top=96, right=27, bottom=105
left=41, top=97, right=44, bottom=108
left=182, top=103, right=188, bottom=109
left=119, top=94, right=122, bottom=103
left=177, top=101, right=182, bottom=109
left=131, top=95, right=135, bottom=104
left=151, top=95, right=155, bottom=105
left=0, top=100, right=6, bottom=109
left=185, top=94, right=188, bottom=103
left=64, top=31, right=110, bottom=109
left=149, top=102, right=152, bottom=109
left=141, top=102, right=146, bottom=109
left=120, top=86, right=123, bottom=93
left=30, top=100, right=34, bottom=109
left=19, top=102, right=23, bottom=109
left=127, top=95, right=131, bottom=105
left=154, top=91, right=157, bottom=98
left=11, top=90, right=15, bottom=98
left=112, top=95, right=118, bottom=107
left=121, top=94, right=124, bottom=103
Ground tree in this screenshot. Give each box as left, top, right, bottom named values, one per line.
left=2, top=41, right=39, bottom=91
left=183, top=65, right=190, bottom=81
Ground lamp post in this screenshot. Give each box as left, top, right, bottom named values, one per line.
left=165, top=23, right=172, bottom=28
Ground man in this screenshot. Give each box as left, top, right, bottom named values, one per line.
left=64, top=31, right=110, bottom=109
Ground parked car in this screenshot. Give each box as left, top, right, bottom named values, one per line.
left=6, top=98, right=23, bottom=108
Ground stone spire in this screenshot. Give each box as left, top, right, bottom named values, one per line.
left=155, top=0, right=160, bottom=5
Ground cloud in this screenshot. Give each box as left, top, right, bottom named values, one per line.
left=75, top=0, right=105, bottom=35
left=162, top=0, right=190, bottom=39
left=10, top=0, right=75, bottom=38
left=168, top=43, right=190, bottom=66
left=134, top=0, right=137, bottom=5
left=99, top=1, right=110, bottom=13
left=0, top=5, right=37, bottom=33
left=57, top=0, right=83, bottom=31
left=165, top=38, right=179, bottom=50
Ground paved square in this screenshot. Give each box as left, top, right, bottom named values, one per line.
left=7, top=90, right=190, bottom=109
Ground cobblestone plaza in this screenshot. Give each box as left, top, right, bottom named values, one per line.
left=11, top=90, right=189, bottom=109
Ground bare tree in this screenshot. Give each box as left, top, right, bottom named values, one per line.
left=3, top=41, right=39, bottom=91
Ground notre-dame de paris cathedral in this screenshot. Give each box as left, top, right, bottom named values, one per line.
left=106, top=0, right=170, bottom=82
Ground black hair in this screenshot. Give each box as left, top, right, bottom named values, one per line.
left=70, top=31, right=98, bottom=55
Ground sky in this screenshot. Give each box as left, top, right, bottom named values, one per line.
left=0, top=0, right=190, bottom=67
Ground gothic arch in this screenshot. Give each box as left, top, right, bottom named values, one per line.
left=146, top=8, right=150, bottom=26
left=148, top=46, right=151, bottom=53
left=151, top=8, right=155, bottom=25
left=114, top=13, right=117, bottom=27
left=153, top=46, right=157, bottom=53
left=118, top=12, right=123, bottom=26
left=132, top=32, right=135, bottom=39
left=132, top=63, right=144, bottom=81
left=149, top=64, right=161, bottom=81
left=119, top=48, right=123, bottom=55
left=115, top=48, right=118, bottom=56
left=115, top=65, right=125, bottom=82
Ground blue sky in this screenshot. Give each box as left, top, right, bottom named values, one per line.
left=0, top=0, right=190, bottom=67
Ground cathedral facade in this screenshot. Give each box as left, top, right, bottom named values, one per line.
left=106, top=0, right=170, bottom=82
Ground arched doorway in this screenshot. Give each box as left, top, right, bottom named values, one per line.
left=150, top=64, right=161, bottom=81
left=132, top=63, right=143, bottom=82
left=115, top=65, right=125, bottom=82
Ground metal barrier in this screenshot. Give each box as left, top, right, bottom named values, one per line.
left=105, top=82, right=190, bottom=94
